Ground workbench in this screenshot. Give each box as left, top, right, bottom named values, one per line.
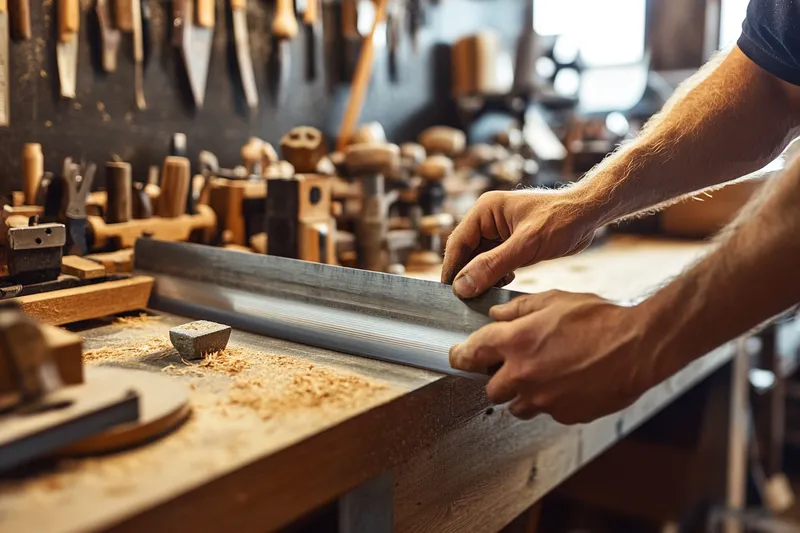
left=0, top=236, right=751, bottom=533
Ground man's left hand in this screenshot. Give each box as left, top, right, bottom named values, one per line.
left=449, top=290, right=663, bottom=424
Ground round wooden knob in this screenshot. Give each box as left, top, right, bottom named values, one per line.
left=242, top=137, right=264, bottom=165
left=316, top=156, right=337, bottom=176
left=418, top=127, right=466, bottom=157
left=345, top=143, right=400, bottom=176
left=280, top=126, right=327, bottom=174
left=352, top=122, right=386, bottom=145
left=400, top=143, right=426, bottom=168
left=418, top=155, right=453, bottom=182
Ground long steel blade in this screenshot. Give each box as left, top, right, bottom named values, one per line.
left=134, top=240, right=524, bottom=378
left=182, top=0, right=212, bottom=108
left=0, top=10, right=9, bottom=126
left=232, top=9, right=258, bottom=110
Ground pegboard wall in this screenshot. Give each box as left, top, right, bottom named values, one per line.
left=0, top=0, right=526, bottom=195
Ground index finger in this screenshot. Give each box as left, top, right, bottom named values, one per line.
left=441, top=213, right=481, bottom=284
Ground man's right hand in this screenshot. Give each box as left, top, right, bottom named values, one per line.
left=441, top=189, right=600, bottom=298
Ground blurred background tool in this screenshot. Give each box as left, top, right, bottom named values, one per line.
left=269, top=0, right=298, bottom=106
left=230, top=0, right=258, bottom=111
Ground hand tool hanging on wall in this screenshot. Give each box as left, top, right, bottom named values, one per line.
left=386, top=1, right=402, bottom=83
left=115, top=0, right=133, bottom=30
left=269, top=0, right=298, bottom=106
left=10, top=0, right=30, bottom=40
left=407, top=0, right=422, bottom=53
left=132, top=0, right=146, bottom=109
left=175, top=0, right=213, bottom=108
left=0, top=0, right=9, bottom=127
left=340, top=0, right=359, bottom=80
left=57, top=0, right=80, bottom=99
left=230, top=0, right=258, bottom=112
left=21, top=143, right=43, bottom=205
left=96, top=0, right=121, bottom=72
left=302, top=0, right=319, bottom=81
left=336, top=0, right=388, bottom=150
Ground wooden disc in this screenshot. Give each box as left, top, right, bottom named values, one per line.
left=58, top=367, right=191, bottom=456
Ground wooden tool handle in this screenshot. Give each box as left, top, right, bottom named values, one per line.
left=21, top=143, right=43, bottom=206
left=11, top=0, right=31, bottom=40
left=341, top=0, right=357, bottom=37
left=272, top=0, right=298, bottom=39
left=115, top=0, right=133, bottom=31
left=336, top=0, right=388, bottom=151
left=0, top=0, right=7, bottom=14
left=105, top=162, right=133, bottom=224
left=230, top=0, right=244, bottom=11
left=157, top=156, right=191, bottom=218
left=59, top=0, right=80, bottom=41
left=196, top=0, right=214, bottom=28
left=303, top=0, right=317, bottom=25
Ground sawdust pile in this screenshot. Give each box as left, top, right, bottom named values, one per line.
left=166, top=347, right=251, bottom=376
left=225, top=354, right=389, bottom=420
left=83, top=336, right=173, bottom=362
left=113, top=313, right=163, bottom=328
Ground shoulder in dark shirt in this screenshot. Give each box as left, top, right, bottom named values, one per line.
left=739, top=0, right=800, bottom=85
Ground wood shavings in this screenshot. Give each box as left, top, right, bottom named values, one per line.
left=224, top=354, right=389, bottom=420
left=83, top=337, right=173, bottom=362
left=113, top=313, right=163, bottom=328
left=195, top=348, right=250, bottom=374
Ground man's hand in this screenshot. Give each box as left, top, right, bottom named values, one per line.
left=449, top=290, right=663, bottom=424
left=441, top=189, right=599, bottom=299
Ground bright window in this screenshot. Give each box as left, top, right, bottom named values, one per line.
left=534, top=0, right=647, bottom=67
left=719, top=0, right=749, bottom=48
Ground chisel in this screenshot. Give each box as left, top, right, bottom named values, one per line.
left=10, top=0, right=29, bottom=40
left=56, top=0, right=79, bottom=99
left=132, top=0, right=146, bottom=109
left=96, top=0, right=121, bottom=72
left=230, top=0, right=258, bottom=111
left=302, top=0, right=318, bottom=81
left=269, top=0, right=298, bottom=106
left=0, top=0, right=8, bottom=126
left=179, top=0, right=213, bottom=108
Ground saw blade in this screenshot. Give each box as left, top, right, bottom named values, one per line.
left=232, top=8, right=258, bottom=110
left=181, top=0, right=212, bottom=108
left=134, top=239, right=524, bottom=378
left=0, top=6, right=8, bottom=126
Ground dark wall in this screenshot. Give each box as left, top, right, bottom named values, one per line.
left=0, top=0, right=525, bottom=194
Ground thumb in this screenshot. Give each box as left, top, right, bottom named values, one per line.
left=452, top=234, right=532, bottom=299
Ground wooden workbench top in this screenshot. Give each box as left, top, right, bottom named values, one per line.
left=0, top=236, right=732, bottom=533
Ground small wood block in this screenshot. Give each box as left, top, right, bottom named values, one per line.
left=84, top=249, right=134, bottom=274
left=14, top=276, right=154, bottom=326
left=61, top=255, right=106, bottom=280
left=169, top=321, right=231, bottom=360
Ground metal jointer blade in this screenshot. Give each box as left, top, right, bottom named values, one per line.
left=231, top=0, right=258, bottom=111
left=181, top=0, right=213, bottom=108
left=134, top=239, right=524, bottom=379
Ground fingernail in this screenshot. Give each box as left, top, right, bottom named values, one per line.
left=453, top=274, right=476, bottom=298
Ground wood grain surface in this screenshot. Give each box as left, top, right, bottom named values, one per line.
left=14, top=276, right=154, bottom=325
left=0, top=237, right=732, bottom=533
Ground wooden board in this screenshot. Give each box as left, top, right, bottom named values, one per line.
left=13, top=276, right=154, bottom=325
left=61, top=255, right=107, bottom=280
left=85, top=249, right=135, bottom=274
left=0, top=237, right=740, bottom=533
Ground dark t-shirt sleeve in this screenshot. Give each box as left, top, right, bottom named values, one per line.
left=738, top=0, right=800, bottom=85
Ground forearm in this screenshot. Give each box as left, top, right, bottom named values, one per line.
left=570, top=46, right=800, bottom=226
left=639, top=154, right=800, bottom=380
